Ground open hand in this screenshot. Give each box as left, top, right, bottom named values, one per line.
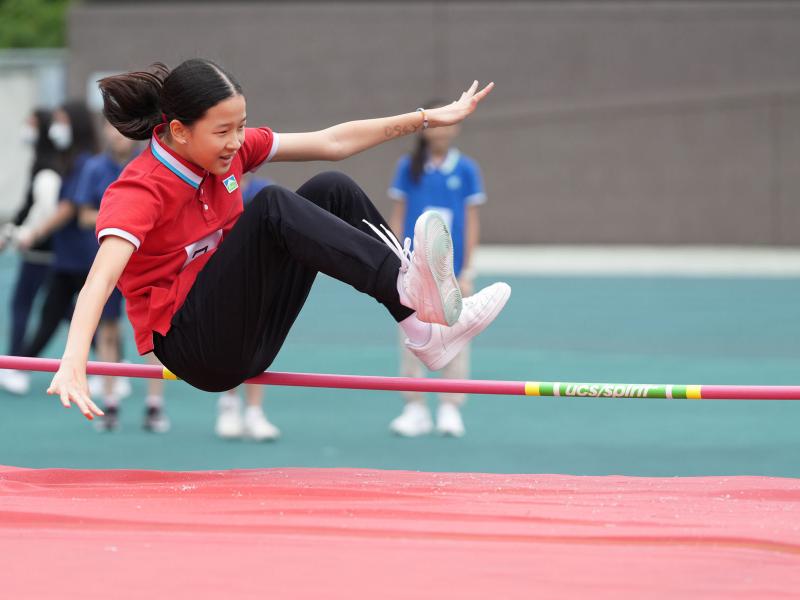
left=47, top=362, right=104, bottom=421
left=428, top=80, right=494, bottom=128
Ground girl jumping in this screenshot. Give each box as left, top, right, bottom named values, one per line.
left=47, top=58, right=511, bottom=420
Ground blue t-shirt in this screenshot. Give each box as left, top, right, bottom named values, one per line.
left=52, top=152, right=95, bottom=273
left=53, top=152, right=127, bottom=273
left=389, top=148, right=486, bottom=276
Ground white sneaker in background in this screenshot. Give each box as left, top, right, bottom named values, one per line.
left=436, top=403, right=465, bottom=438
left=0, top=369, right=30, bottom=395
left=116, top=376, right=132, bottom=399
left=215, top=393, right=244, bottom=439
left=88, top=375, right=132, bottom=399
left=143, top=406, right=171, bottom=434
left=406, top=282, right=511, bottom=371
left=243, top=406, right=281, bottom=441
left=389, top=402, right=433, bottom=437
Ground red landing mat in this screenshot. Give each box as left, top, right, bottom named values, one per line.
left=1, top=466, right=799, bottom=599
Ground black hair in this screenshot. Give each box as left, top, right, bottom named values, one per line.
left=60, top=100, right=99, bottom=175
left=410, top=98, right=447, bottom=184
left=30, top=108, right=59, bottom=175
left=98, top=59, right=244, bottom=141
left=14, top=108, right=60, bottom=229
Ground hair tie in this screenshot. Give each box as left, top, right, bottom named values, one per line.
left=161, top=113, right=168, bottom=124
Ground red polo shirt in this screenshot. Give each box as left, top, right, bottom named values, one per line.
left=96, top=124, right=279, bottom=354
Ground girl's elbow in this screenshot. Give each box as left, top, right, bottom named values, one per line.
left=328, top=141, right=348, bottom=162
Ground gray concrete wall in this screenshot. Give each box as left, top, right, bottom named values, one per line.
left=67, top=2, right=800, bottom=244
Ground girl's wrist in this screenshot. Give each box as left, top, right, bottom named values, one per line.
left=425, top=107, right=441, bottom=128
left=415, top=108, right=429, bottom=131
left=60, top=353, right=87, bottom=369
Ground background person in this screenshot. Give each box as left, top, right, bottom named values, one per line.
left=387, top=99, right=486, bottom=438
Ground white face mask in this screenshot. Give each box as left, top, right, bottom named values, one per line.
left=48, top=122, right=72, bottom=150
left=20, top=125, right=38, bottom=145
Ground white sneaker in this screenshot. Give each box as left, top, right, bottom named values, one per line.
left=436, top=403, right=465, bottom=437
left=0, top=369, right=30, bottom=395
left=389, top=402, right=433, bottom=437
left=406, top=282, right=511, bottom=371
left=364, top=211, right=462, bottom=326
left=88, top=375, right=132, bottom=399
left=116, top=376, right=132, bottom=399
left=243, top=406, right=281, bottom=441
left=215, top=394, right=244, bottom=439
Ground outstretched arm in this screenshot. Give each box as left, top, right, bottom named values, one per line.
left=272, top=80, right=494, bottom=162
left=47, top=236, right=135, bottom=420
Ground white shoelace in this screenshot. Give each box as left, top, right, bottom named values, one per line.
left=362, top=219, right=412, bottom=273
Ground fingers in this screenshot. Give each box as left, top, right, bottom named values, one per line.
left=72, top=392, right=94, bottom=420
left=458, top=81, right=479, bottom=103
left=73, top=388, right=103, bottom=420
left=473, top=81, right=495, bottom=103
left=58, top=390, right=72, bottom=409
left=458, top=80, right=493, bottom=107
left=52, top=384, right=103, bottom=419
left=86, top=396, right=104, bottom=418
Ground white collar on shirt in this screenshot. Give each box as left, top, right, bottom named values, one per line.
left=424, top=148, right=460, bottom=176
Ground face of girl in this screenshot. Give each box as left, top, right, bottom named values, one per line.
left=171, top=94, right=247, bottom=176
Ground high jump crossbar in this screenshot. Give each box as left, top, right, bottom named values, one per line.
left=1, top=356, right=799, bottom=401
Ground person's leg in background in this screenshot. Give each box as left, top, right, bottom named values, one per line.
left=21, top=271, right=84, bottom=358
left=437, top=343, right=470, bottom=437
left=0, top=260, right=50, bottom=395
left=93, top=316, right=122, bottom=431
left=389, top=330, right=433, bottom=437
left=142, top=353, right=170, bottom=433
left=93, top=287, right=124, bottom=431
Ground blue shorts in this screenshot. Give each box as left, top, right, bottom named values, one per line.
left=101, top=287, right=123, bottom=321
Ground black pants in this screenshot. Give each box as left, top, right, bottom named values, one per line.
left=22, top=270, right=86, bottom=358
left=153, top=171, right=413, bottom=392
left=9, top=260, right=50, bottom=356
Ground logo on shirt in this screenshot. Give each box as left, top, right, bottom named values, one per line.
left=182, top=229, right=223, bottom=269
left=446, top=175, right=462, bottom=190
left=222, top=175, right=239, bottom=193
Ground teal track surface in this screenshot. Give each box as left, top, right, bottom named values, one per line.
left=0, top=253, right=798, bottom=475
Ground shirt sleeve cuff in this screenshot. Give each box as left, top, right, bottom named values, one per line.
left=466, top=192, right=487, bottom=206
left=98, top=227, right=141, bottom=250
left=266, top=133, right=280, bottom=162
left=388, top=187, right=407, bottom=201
left=250, top=133, right=281, bottom=172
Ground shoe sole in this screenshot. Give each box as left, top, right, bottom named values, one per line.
left=144, top=423, right=171, bottom=434
left=216, top=428, right=244, bottom=439
left=243, top=431, right=280, bottom=442
left=415, top=212, right=462, bottom=326
left=427, top=282, right=511, bottom=371
left=436, top=427, right=465, bottom=438
left=390, top=425, right=433, bottom=437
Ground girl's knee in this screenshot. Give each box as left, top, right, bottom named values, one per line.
left=247, top=184, right=295, bottom=218
left=296, top=171, right=358, bottom=200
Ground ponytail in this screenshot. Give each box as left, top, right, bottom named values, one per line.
left=409, top=98, right=447, bottom=184
left=98, top=59, right=243, bottom=141
left=99, top=63, right=169, bottom=141
left=410, top=135, right=428, bottom=184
